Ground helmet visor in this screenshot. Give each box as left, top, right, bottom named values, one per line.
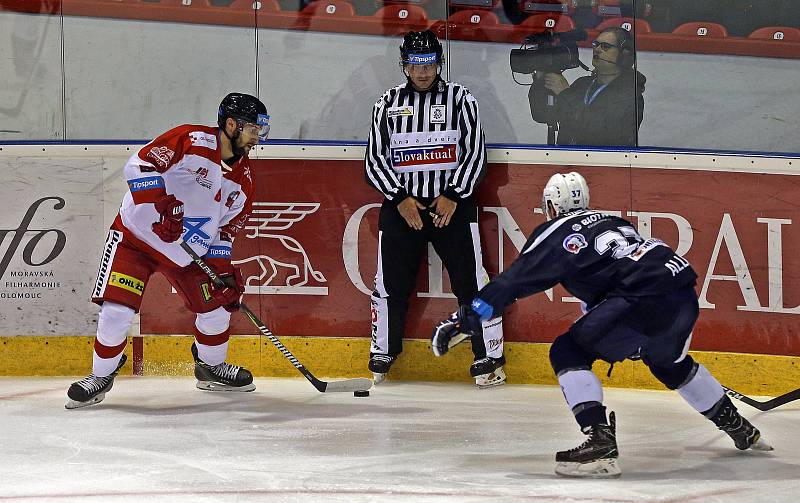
left=256, top=113, right=270, bottom=142
left=240, top=113, right=270, bottom=143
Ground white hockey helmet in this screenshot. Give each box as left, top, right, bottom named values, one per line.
left=541, top=172, right=590, bottom=220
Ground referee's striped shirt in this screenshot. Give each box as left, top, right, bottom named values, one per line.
left=365, top=78, right=486, bottom=203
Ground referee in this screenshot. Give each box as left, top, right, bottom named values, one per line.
left=365, top=30, right=505, bottom=388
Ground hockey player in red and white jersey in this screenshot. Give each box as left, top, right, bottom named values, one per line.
left=66, top=93, right=270, bottom=409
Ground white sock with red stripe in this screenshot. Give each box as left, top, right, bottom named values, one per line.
left=194, top=307, right=232, bottom=366
left=93, top=302, right=135, bottom=377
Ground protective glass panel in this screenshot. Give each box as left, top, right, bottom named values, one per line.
left=60, top=0, right=258, bottom=140
left=258, top=0, right=449, bottom=141
left=444, top=0, right=800, bottom=152
left=0, top=1, right=64, bottom=141
left=1, top=0, right=799, bottom=154
left=634, top=0, right=800, bottom=152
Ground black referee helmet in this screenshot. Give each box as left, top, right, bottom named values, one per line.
left=399, top=30, right=444, bottom=66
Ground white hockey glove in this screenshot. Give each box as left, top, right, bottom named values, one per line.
left=431, top=305, right=481, bottom=357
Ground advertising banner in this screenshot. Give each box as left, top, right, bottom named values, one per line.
left=140, top=159, right=800, bottom=357
left=0, top=155, right=129, bottom=335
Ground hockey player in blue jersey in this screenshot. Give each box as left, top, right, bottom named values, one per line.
left=431, top=172, right=772, bottom=478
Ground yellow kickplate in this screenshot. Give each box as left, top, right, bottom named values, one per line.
left=0, top=336, right=797, bottom=396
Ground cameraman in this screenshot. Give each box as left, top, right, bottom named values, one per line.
left=529, top=27, right=646, bottom=147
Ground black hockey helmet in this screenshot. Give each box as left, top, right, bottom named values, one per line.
left=400, top=30, right=444, bottom=66
left=217, top=92, right=270, bottom=142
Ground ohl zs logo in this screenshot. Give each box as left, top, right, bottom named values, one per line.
left=233, top=202, right=328, bottom=295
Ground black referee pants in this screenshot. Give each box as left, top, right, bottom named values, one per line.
left=370, top=196, right=502, bottom=361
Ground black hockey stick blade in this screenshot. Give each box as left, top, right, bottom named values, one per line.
left=722, top=385, right=800, bottom=412
left=239, top=305, right=372, bottom=393
left=180, top=241, right=373, bottom=393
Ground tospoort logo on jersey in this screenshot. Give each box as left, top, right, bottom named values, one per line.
left=128, top=176, right=164, bottom=192
left=206, top=245, right=231, bottom=260
left=563, top=233, right=588, bottom=254
left=391, top=144, right=456, bottom=168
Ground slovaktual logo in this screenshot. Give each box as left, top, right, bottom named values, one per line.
left=391, top=144, right=456, bottom=167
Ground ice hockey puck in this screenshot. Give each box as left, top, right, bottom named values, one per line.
left=353, top=390, right=370, bottom=397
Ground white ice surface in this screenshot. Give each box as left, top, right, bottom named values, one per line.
left=1, top=378, right=798, bottom=502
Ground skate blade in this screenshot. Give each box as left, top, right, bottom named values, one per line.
left=372, top=372, right=386, bottom=385
left=751, top=437, right=774, bottom=452
left=65, top=394, right=105, bottom=410
left=555, top=458, right=622, bottom=479
left=475, top=368, right=507, bottom=389
left=196, top=381, right=256, bottom=392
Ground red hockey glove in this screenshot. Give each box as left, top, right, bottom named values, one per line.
left=151, top=194, right=184, bottom=242
left=210, top=264, right=245, bottom=312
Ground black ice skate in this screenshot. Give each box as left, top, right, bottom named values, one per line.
left=470, top=356, right=506, bottom=388
left=65, top=354, right=128, bottom=410
left=708, top=396, right=773, bottom=451
left=191, top=343, right=255, bottom=392
left=555, top=411, right=621, bottom=479
left=368, top=354, right=396, bottom=384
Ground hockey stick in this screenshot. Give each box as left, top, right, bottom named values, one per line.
left=180, top=241, right=372, bottom=393
left=722, top=385, right=800, bottom=412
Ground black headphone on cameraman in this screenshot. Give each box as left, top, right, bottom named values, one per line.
left=601, top=27, right=635, bottom=69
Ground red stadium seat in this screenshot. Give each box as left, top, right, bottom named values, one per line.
left=0, top=0, right=59, bottom=14
left=672, top=21, right=728, bottom=38
left=748, top=26, right=800, bottom=42
left=520, top=13, right=575, bottom=33
left=374, top=4, right=428, bottom=24
left=301, top=0, right=356, bottom=17
left=448, top=9, right=499, bottom=26
left=433, top=8, right=506, bottom=42
left=595, top=17, right=652, bottom=34
left=253, top=0, right=282, bottom=13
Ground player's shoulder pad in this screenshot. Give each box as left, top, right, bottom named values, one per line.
left=145, top=123, right=189, bottom=145
left=169, top=123, right=216, bottom=138
left=225, top=157, right=255, bottom=188
left=521, top=210, right=592, bottom=255
left=138, top=124, right=199, bottom=170
left=572, top=210, right=624, bottom=227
